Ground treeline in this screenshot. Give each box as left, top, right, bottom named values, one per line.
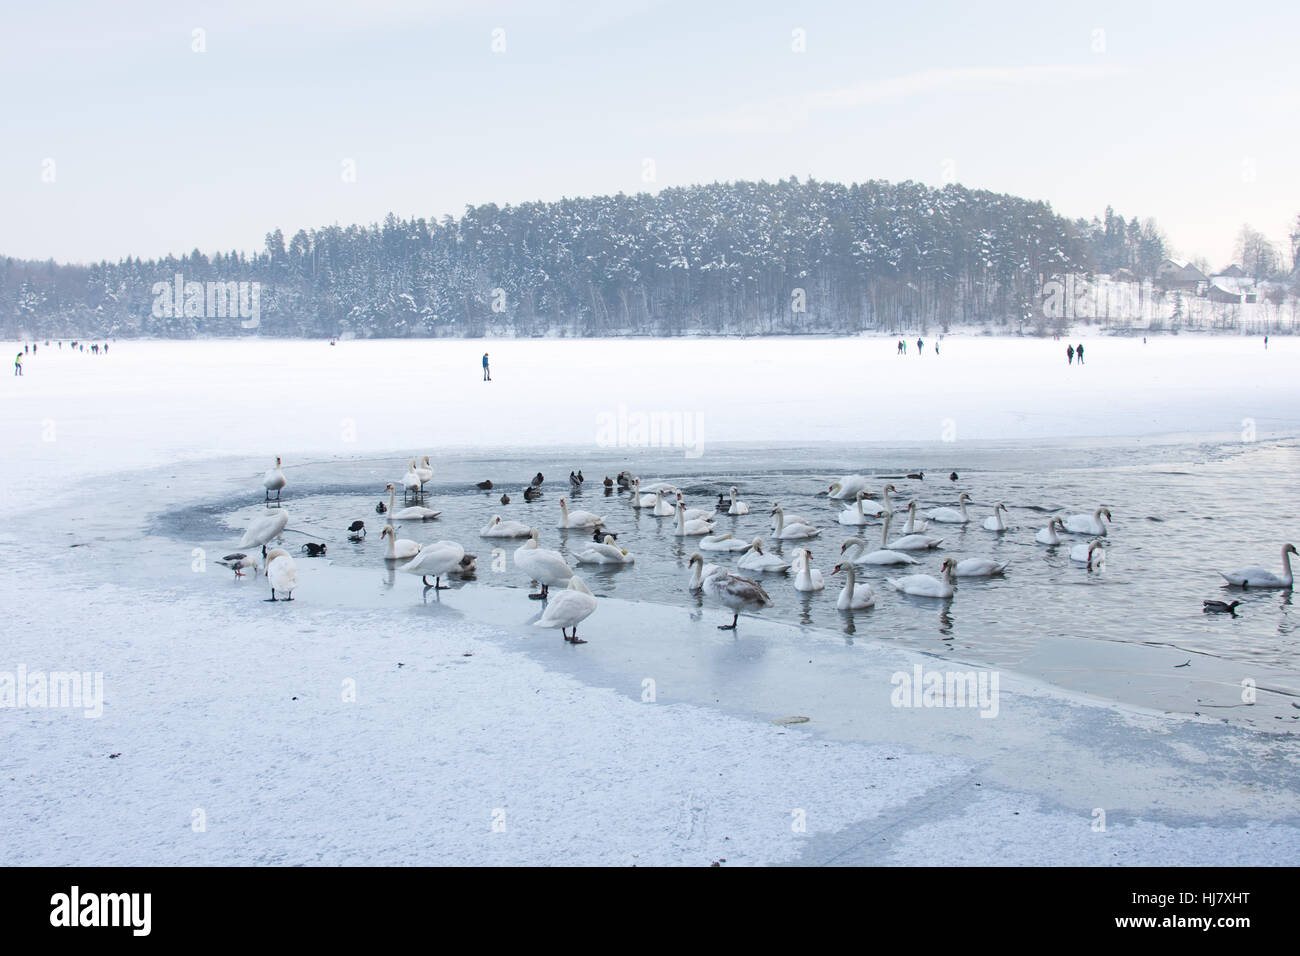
left=1, top=178, right=1169, bottom=339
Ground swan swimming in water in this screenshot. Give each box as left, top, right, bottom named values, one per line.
left=831, top=562, right=875, bottom=610
left=927, top=492, right=973, bottom=524
left=514, top=527, right=573, bottom=599
left=837, top=490, right=874, bottom=526
left=839, top=525, right=918, bottom=566
left=896, top=500, right=929, bottom=533
left=982, top=503, right=1009, bottom=532
left=264, top=548, right=298, bottom=602
left=1070, top=539, right=1106, bottom=568
left=888, top=558, right=958, bottom=599
left=576, top=535, right=634, bottom=564
left=1218, top=543, right=1296, bottom=589
left=737, top=538, right=791, bottom=572
left=1063, top=507, right=1112, bottom=536
left=954, top=557, right=1010, bottom=577
left=828, top=475, right=872, bottom=500
left=727, top=487, right=750, bottom=516
left=400, top=539, right=467, bottom=589
left=676, top=493, right=716, bottom=522
left=791, top=548, right=825, bottom=592
left=885, top=508, right=943, bottom=551
left=1035, top=517, right=1066, bottom=545
left=558, top=496, right=604, bottom=530
left=687, top=553, right=773, bottom=630
left=480, top=515, right=532, bottom=538
left=651, top=489, right=676, bottom=517
left=380, top=524, right=421, bottom=560
left=534, top=576, right=599, bottom=643
left=674, top=501, right=715, bottom=536
left=770, top=504, right=819, bottom=540
left=263, top=457, right=286, bottom=503
left=385, top=483, right=440, bottom=521
left=699, top=532, right=752, bottom=552
left=630, top=479, right=657, bottom=510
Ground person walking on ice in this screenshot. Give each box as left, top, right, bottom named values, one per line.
left=916, top=337, right=923, bottom=355
left=482, top=352, right=491, bottom=382
left=14, top=352, right=22, bottom=376
left=1076, top=342, right=1084, bottom=364
left=1067, top=344, right=1074, bottom=365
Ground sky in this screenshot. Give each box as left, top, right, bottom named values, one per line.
left=1, top=0, right=1296, bottom=269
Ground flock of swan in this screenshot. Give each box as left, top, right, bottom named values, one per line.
left=219, top=459, right=1298, bottom=639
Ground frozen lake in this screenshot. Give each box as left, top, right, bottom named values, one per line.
left=3, top=335, right=1299, bottom=865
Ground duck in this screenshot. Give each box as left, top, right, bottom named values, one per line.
left=240, top=509, right=290, bottom=556
left=791, top=548, right=825, bottom=592
left=400, top=539, right=466, bottom=590
left=477, top=479, right=494, bottom=490
left=523, top=486, right=543, bottom=502
left=569, top=471, right=583, bottom=489
left=1035, top=517, right=1067, bottom=545
left=375, top=499, right=387, bottom=515
left=534, top=576, right=599, bottom=643
left=346, top=520, right=366, bottom=539
left=727, top=486, right=751, bottom=516
left=982, top=503, right=1010, bottom=532
left=1070, top=539, right=1106, bottom=568
left=500, top=493, right=511, bottom=505
left=887, top=558, right=958, bottom=599
left=906, top=471, right=924, bottom=480
left=481, top=515, right=532, bottom=538
left=954, top=557, right=1010, bottom=577
left=837, top=490, right=874, bottom=526
left=559, top=496, right=604, bottom=529
left=616, top=471, right=633, bottom=490
left=592, top=527, right=617, bottom=542
left=264, top=548, right=298, bottom=602
left=1203, top=599, right=1243, bottom=615
left=1218, top=544, right=1296, bottom=589
left=688, top=553, right=773, bottom=630
left=675, top=493, right=716, bottom=522
left=452, top=553, right=478, bottom=578
left=514, top=528, right=573, bottom=599
left=831, top=562, right=875, bottom=609
left=737, top=538, right=791, bottom=573
left=380, top=524, right=421, bottom=561
left=674, top=500, right=715, bottom=536
left=603, top=476, right=614, bottom=490
left=827, top=475, right=872, bottom=500
left=699, top=532, right=752, bottom=552
left=1063, top=507, right=1112, bottom=536
left=576, top=535, right=634, bottom=565
left=384, top=483, right=440, bottom=521
left=531, top=472, right=545, bottom=487
left=949, top=471, right=959, bottom=481
left=216, top=552, right=259, bottom=578
left=263, top=457, right=286, bottom=503
left=927, top=492, right=973, bottom=524
left=770, top=504, right=819, bottom=540
left=300, top=542, right=327, bottom=557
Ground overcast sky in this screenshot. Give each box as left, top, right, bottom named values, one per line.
left=2, top=0, right=1295, bottom=269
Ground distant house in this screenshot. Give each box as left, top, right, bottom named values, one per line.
left=1209, top=269, right=1257, bottom=304
left=1156, top=258, right=1207, bottom=292
left=1216, top=264, right=1247, bottom=278
left=1206, top=284, right=1244, bottom=304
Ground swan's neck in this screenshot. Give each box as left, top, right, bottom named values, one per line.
left=774, top=509, right=784, bottom=535
left=388, top=487, right=396, bottom=513
left=959, top=498, right=969, bottom=519
left=854, top=496, right=865, bottom=517
left=676, top=506, right=685, bottom=532
left=1283, top=547, right=1295, bottom=581
left=689, top=562, right=702, bottom=589
left=843, top=564, right=856, bottom=596
left=881, top=516, right=891, bottom=546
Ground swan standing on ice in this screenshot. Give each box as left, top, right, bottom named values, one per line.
left=380, top=524, right=421, bottom=560
left=240, top=509, right=290, bottom=556
left=888, top=558, right=958, bottom=599
left=415, top=456, right=434, bottom=491
left=1219, top=543, right=1296, bottom=589
left=827, top=475, right=871, bottom=500
left=830, top=562, right=875, bottom=609
left=576, top=535, right=634, bottom=564
left=264, top=548, right=298, bottom=601
left=559, top=496, right=604, bottom=529
left=385, top=483, right=440, bottom=521
left=480, top=515, right=532, bottom=538
left=982, top=503, right=1010, bottom=532
left=770, top=504, right=819, bottom=540
left=1063, top=507, right=1112, bottom=536
left=838, top=490, right=874, bottom=526
left=954, top=557, right=1010, bottom=577
left=791, top=548, right=825, bottom=592
left=675, top=501, right=715, bottom=536
left=401, top=459, right=422, bottom=498
left=263, top=457, right=286, bottom=504
left=217, top=552, right=259, bottom=578
left=534, top=576, right=599, bottom=643
left=727, top=487, right=750, bottom=515
left=699, top=532, right=752, bottom=552
left=927, top=492, right=973, bottom=524
left=400, top=539, right=467, bottom=589
left=687, top=553, right=773, bottom=630
left=738, top=538, right=791, bottom=572
left=1035, top=517, right=1067, bottom=545
left=515, top=528, right=573, bottom=599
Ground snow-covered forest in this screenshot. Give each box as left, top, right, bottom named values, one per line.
left=2, top=178, right=1169, bottom=339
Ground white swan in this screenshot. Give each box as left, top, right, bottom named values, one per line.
left=480, top=515, right=532, bottom=538
left=385, top=483, right=440, bottom=520
left=982, top=503, right=1009, bottom=532
left=380, top=524, right=421, bottom=560
left=895, top=500, right=930, bottom=533
left=263, top=457, right=286, bottom=503
left=954, top=557, right=1010, bottom=577
left=240, top=508, right=290, bottom=554
left=401, top=459, right=422, bottom=494
left=639, top=480, right=679, bottom=495
left=791, top=547, right=825, bottom=592
left=1218, top=543, right=1296, bottom=589
left=831, top=562, right=875, bottom=609
left=1063, top=507, right=1112, bottom=536
left=828, top=475, right=871, bottom=500
left=727, top=487, right=750, bottom=516
left=688, top=553, right=773, bottom=630
left=837, top=490, right=873, bottom=526
left=737, top=538, right=791, bottom=572
left=630, top=479, right=657, bottom=509
left=534, top=576, right=599, bottom=643
left=699, top=532, right=752, bottom=552
left=576, top=535, right=635, bottom=565
left=884, top=508, right=943, bottom=551
left=264, top=548, right=298, bottom=601
left=686, top=554, right=724, bottom=591
left=888, top=558, right=958, bottom=599
left=401, top=539, right=466, bottom=589
left=927, top=492, right=973, bottom=524
left=216, top=551, right=260, bottom=578
left=839, top=529, right=918, bottom=567
left=770, top=504, right=819, bottom=540
left=769, top=501, right=814, bottom=530
left=674, top=501, right=715, bottom=536
left=1069, top=539, right=1106, bottom=568
left=558, top=496, right=604, bottom=529
left=1035, top=517, right=1066, bottom=545
left=515, top=528, right=573, bottom=599
left=651, top=490, right=676, bottom=517
left=415, top=455, right=434, bottom=489
left=676, top=494, right=716, bottom=522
